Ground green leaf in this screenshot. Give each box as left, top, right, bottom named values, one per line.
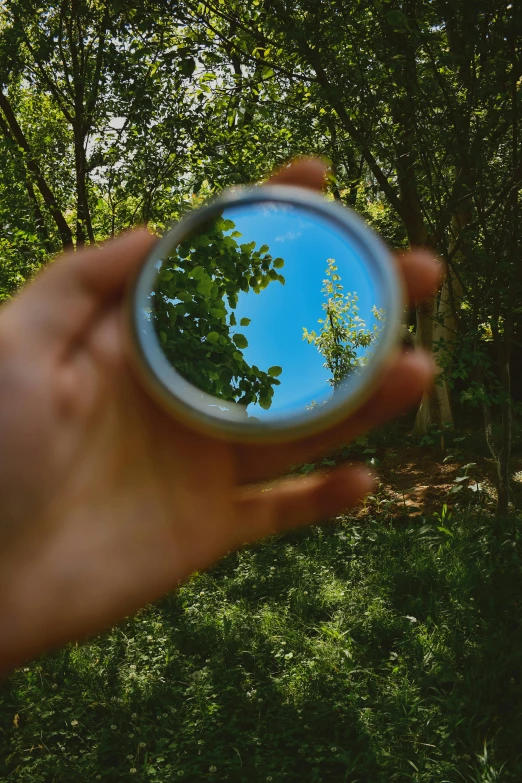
left=196, top=272, right=213, bottom=295
left=179, top=58, right=196, bottom=77
left=206, top=331, right=219, bottom=344
left=240, top=317, right=251, bottom=326
left=159, top=331, right=167, bottom=344
left=273, top=257, right=285, bottom=269
left=386, top=9, right=407, bottom=27
left=189, top=265, right=204, bottom=279
left=233, top=333, right=248, bottom=349
left=268, top=365, right=282, bottom=377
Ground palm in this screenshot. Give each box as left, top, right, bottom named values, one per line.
left=0, top=305, right=239, bottom=662
left=0, top=160, right=439, bottom=671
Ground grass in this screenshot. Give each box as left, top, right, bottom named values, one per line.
left=1, top=506, right=522, bottom=782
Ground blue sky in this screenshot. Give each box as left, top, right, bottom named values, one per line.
left=224, top=202, right=382, bottom=417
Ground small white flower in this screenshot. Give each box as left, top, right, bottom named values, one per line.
left=23, top=667, right=30, bottom=672
left=96, top=777, right=101, bottom=780
left=70, top=720, right=79, bottom=727
left=140, top=742, right=146, bottom=748
left=209, top=766, right=217, bottom=773
left=267, top=777, right=273, bottom=781
left=130, top=768, right=137, bottom=774
left=127, top=754, right=133, bottom=760
left=132, top=713, right=138, bottom=719
left=130, top=664, right=136, bottom=670
left=331, top=746, right=337, bottom=752
left=147, top=635, right=153, bottom=642
left=129, top=733, right=134, bottom=738
left=111, top=724, right=117, bottom=730
left=303, top=591, right=308, bottom=595
left=177, top=772, right=184, bottom=778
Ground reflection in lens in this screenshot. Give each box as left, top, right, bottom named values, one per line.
left=303, top=258, right=385, bottom=391
left=151, top=211, right=286, bottom=414
left=146, top=201, right=387, bottom=421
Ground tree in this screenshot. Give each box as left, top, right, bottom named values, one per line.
left=303, top=258, right=383, bottom=389
left=1, top=0, right=520, bottom=512
left=178, top=0, right=521, bottom=512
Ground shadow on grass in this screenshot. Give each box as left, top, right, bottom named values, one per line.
left=2, top=510, right=522, bottom=782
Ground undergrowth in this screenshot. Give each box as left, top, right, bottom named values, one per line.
left=1, top=508, right=522, bottom=782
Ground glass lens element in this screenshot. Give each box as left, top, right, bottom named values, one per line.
left=139, top=199, right=388, bottom=423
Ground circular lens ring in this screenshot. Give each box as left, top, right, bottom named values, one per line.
left=129, top=184, right=404, bottom=443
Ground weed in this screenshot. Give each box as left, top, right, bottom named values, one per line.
left=2, top=509, right=522, bottom=781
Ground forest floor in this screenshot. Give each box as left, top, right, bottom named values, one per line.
left=2, top=429, right=522, bottom=782
left=355, top=444, right=521, bottom=520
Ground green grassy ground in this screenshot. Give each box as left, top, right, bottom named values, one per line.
left=2, top=507, right=522, bottom=782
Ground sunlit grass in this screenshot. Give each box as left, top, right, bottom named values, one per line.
left=2, top=508, right=522, bottom=781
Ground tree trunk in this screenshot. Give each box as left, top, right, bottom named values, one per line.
left=0, top=92, right=73, bottom=249
left=73, top=123, right=94, bottom=246
left=397, top=169, right=454, bottom=437
left=414, top=295, right=453, bottom=437
left=24, top=176, right=52, bottom=252
left=497, top=388, right=512, bottom=518
left=386, top=4, right=454, bottom=437
left=481, top=363, right=512, bottom=518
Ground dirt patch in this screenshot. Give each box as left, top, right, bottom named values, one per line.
left=346, top=445, right=522, bottom=520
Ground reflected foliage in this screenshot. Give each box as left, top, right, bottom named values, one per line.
left=303, top=258, right=384, bottom=388
left=152, top=214, right=285, bottom=410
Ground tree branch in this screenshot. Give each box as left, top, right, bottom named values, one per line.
left=0, top=91, right=73, bottom=249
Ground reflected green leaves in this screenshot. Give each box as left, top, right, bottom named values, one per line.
left=303, top=258, right=384, bottom=388
left=152, top=212, right=286, bottom=410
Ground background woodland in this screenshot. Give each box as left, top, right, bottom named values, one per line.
left=1, top=2, right=522, bottom=781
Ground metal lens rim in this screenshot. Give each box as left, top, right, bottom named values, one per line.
left=131, top=184, right=403, bottom=442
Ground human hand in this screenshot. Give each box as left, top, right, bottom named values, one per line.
left=0, top=159, right=439, bottom=673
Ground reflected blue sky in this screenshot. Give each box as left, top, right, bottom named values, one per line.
left=223, top=202, right=383, bottom=417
